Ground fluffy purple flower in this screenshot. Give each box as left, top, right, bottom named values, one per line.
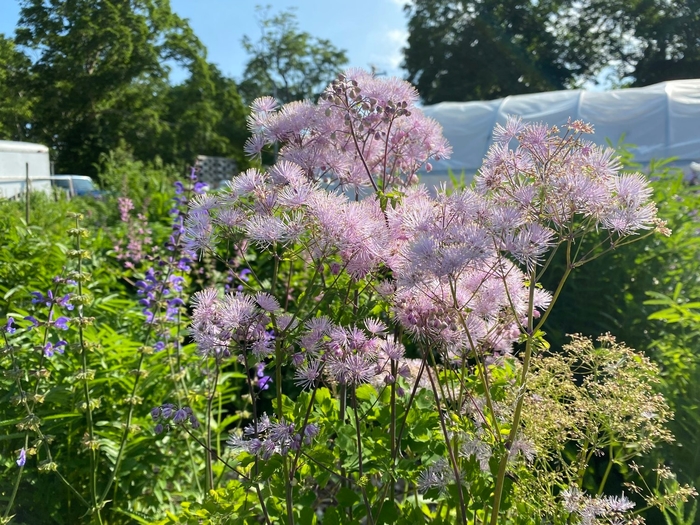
left=251, top=96, right=278, bottom=114
left=245, top=69, right=451, bottom=190
left=183, top=209, right=215, bottom=254
left=229, top=414, right=297, bottom=458
left=254, top=292, right=280, bottom=312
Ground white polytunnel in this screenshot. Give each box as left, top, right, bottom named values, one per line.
left=420, top=79, right=700, bottom=180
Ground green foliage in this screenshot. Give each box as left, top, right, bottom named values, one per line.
left=539, top=154, right=700, bottom=522
left=404, top=0, right=573, bottom=103
left=403, top=0, right=700, bottom=104
left=160, top=61, right=249, bottom=170
left=96, top=147, right=179, bottom=213
left=0, top=34, right=32, bottom=140
left=6, top=0, right=249, bottom=176
left=15, top=0, right=192, bottom=175
left=0, top=183, right=213, bottom=524
left=564, top=0, right=700, bottom=87
left=239, top=6, right=349, bottom=104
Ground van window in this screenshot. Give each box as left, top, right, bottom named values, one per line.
left=52, top=179, right=71, bottom=190
left=72, top=179, right=96, bottom=195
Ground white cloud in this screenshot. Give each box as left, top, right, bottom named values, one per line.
left=368, top=27, right=408, bottom=76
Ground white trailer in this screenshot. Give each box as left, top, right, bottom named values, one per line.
left=0, top=140, right=52, bottom=199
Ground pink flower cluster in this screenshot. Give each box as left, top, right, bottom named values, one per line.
left=185, top=69, right=665, bottom=371
left=245, top=68, right=451, bottom=191
left=292, top=316, right=406, bottom=388
left=190, top=288, right=277, bottom=359
left=113, top=197, right=154, bottom=269
left=477, top=117, right=665, bottom=246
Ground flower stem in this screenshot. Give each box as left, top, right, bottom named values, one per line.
left=74, top=216, right=101, bottom=523
left=352, top=389, right=375, bottom=525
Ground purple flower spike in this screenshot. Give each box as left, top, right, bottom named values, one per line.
left=24, top=316, right=39, bottom=329
left=174, top=181, right=184, bottom=195
left=44, top=342, right=54, bottom=357
left=154, top=423, right=164, bottom=435
left=5, top=317, right=16, bottom=334
left=54, top=317, right=70, bottom=330
left=258, top=375, right=272, bottom=391
left=57, top=294, right=73, bottom=310
left=31, top=291, right=45, bottom=305
left=17, top=448, right=26, bottom=467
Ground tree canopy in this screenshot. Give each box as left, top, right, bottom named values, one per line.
left=403, top=0, right=700, bottom=104
left=239, top=6, right=348, bottom=105
left=0, top=0, right=253, bottom=176
left=0, top=34, right=32, bottom=140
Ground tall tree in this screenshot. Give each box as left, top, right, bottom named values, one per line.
left=15, top=0, right=212, bottom=175
left=0, top=34, right=33, bottom=140
left=160, top=59, right=249, bottom=169
left=564, top=0, right=700, bottom=87
left=239, top=6, right=348, bottom=104
left=403, top=0, right=574, bottom=104
left=403, top=0, right=700, bottom=104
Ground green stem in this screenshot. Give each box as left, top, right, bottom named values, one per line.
left=74, top=216, right=101, bottom=524
left=389, top=357, right=397, bottom=504
left=2, top=433, right=28, bottom=520
left=351, top=389, right=375, bottom=525
left=597, top=443, right=616, bottom=495
left=274, top=336, right=294, bottom=525
left=98, top=265, right=174, bottom=506
left=424, top=357, right=468, bottom=525
left=204, top=363, right=219, bottom=491
left=490, top=266, right=537, bottom=525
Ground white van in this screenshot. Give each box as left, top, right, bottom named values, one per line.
left=0, top=140, right=52, bottom=199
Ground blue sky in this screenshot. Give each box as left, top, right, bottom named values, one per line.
left=0, top=0, right=411, bottom=84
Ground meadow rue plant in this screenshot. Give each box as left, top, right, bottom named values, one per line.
left=160, top=68, right=696, bottom=525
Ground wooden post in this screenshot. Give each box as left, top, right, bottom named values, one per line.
left=25, top=162, right=30, bottom=224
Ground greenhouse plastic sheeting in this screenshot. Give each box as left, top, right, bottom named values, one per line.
left=421, top=79, right=700, bottom=175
